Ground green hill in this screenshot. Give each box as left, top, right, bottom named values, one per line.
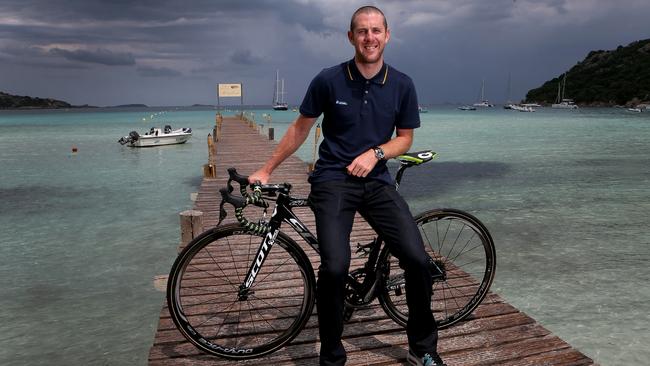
left=0, top=91, right=73, bottom=109
left=526, top=39, right=650, bottom=106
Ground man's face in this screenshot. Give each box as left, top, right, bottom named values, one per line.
left=347, top=11, right=390, bottom=65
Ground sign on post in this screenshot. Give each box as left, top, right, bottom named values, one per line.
left=217, top=83, right=243, bottom=110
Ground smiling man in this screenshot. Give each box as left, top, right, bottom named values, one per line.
left=249, top=6, right=445, bottom=366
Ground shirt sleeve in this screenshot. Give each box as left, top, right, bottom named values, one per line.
left=396, top=77, right=420, bottom=129
left=299, top=71, right=327, bottom=118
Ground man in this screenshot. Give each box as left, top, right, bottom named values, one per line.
left=249, top=6, right=445, bottom=366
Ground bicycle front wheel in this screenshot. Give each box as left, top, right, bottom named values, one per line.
left=378, top=209, right=496, bottom=329
left=167, top=224, right=316, bottom=359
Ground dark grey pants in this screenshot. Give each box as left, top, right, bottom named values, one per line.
left=309, top=178, right=438, bottom=366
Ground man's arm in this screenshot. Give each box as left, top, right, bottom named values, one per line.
left=346, top=128, right=414, bottom=178
left=249, top=114, right=318, bottom=184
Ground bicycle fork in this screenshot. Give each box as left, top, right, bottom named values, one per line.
left=237, top=227, right=280, bottom=300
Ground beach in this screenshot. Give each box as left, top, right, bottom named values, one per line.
left=0, top=106, right=648, bottom=365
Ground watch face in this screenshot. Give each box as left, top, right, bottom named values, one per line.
left=374, top=147, right=384, bottom=159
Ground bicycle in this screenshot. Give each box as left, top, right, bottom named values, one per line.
left=166, top=150, right=496, bottom=359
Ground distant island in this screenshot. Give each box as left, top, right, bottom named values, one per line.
left=108, top=104, right=149, bottom=108
left=0, top=91, right=77, bottom=109
left=526, top=39, right=650, bottom=106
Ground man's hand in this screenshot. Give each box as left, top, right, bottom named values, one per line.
left=248, top=169, right=271, bottom=184
left=346, top=149, right=379, bottom=178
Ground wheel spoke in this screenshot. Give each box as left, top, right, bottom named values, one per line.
left=167, top=226, right=314, bottom=358
left=378, top=210, right=495, bottom=329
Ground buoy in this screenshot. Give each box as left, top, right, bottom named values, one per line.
left=71, top=146, right=78, bottom=153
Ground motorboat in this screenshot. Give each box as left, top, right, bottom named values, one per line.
left=510, top=104, right=535, bottom=112
left=473, top=101, right=494, bottom=107
left=458, top=105, right=477, bottom=111
left=418, top=105, right=429, bottom=113
left=118, top=125, right=192, bottom=147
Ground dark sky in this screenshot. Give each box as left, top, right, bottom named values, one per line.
left=1, top=0, right=649, bottom=106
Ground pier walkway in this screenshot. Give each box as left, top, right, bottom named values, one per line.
left=148, top=115, right=597, bottom=366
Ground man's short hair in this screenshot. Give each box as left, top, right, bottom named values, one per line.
left=350, top=6, right=387, bottom=31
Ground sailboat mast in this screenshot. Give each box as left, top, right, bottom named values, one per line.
left=275, top=70, right=280, bottom=104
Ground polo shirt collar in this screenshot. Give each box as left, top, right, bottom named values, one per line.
left=346, top=59, right=388, bottom=85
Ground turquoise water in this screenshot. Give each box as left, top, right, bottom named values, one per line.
left=1, top=106, right=649, bottom=365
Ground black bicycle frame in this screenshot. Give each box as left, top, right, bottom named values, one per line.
left=238, top=161, right=413, bottom=298
left=238, top=193, right=318, bottom=297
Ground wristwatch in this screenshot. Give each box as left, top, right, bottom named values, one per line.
left=372, top=146, right=385, bottom=160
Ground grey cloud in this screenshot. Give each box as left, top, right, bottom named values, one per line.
left=136, top=65, right=182, bottom=77
left=50, top=48, right=135, bottom=66
left=230, top=49, right=263, bottom=66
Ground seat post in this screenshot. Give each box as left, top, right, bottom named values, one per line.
left=394, top=162, right=411, bottom=190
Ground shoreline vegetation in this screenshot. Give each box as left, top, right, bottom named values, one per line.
left=526, top=38, right=650, bottom=107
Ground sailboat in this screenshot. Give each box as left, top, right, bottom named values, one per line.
left=272, top=70, right=288, bottom=111
left=551, top=73, right=578, bottom=109
left=473, top=79, right=494, bottom=107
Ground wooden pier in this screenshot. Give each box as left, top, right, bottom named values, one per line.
left=148, top=115, right=597, bottom=366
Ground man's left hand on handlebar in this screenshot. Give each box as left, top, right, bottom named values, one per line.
left=249, top=169, right=271, bottom=185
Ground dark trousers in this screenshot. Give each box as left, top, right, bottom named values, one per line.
left=308, top=178, right=438, bottom=366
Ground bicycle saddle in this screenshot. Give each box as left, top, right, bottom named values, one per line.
left=396, top=150, right=436, bottom=165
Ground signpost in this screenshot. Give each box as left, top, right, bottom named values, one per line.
left=217, top=83, right=243, bottom=110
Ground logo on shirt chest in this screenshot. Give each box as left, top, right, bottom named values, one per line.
left=335, top=100, right=348, bottom=106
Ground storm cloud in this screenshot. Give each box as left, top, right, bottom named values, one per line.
left=0, top=0, right=649, bottom=106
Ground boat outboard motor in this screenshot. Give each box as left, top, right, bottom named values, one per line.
left=164, top=125, right=172, bottom=134
left=118, top=130, right=139, bottom=145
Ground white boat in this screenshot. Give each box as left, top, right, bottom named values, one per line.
left=627, top=107, right=642, bottom=113
left=510, top=104, right=535, bottom=112
left=472, top=79, right=494, bottom=107
left=458, top=105, right=477, bottom=111
left=272, top=70, right=288, bottom=111
left=418, top=105, right=428, bottom=113
left=551, top=73, right=579, bottom=109
left=118, top=125, right=192, bottom=147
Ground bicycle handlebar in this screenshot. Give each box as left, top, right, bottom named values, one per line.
left=218, top=168, right=273, bottom=234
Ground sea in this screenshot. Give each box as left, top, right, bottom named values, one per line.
left=0, top=106, right=648, bottom=366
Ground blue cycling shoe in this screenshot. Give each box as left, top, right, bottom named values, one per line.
left=406, top=349, right=446, bottom=366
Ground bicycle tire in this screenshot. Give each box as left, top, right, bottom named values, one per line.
left=167, top=223, right=316, bottom=359
left=378, top=208, right=496, bottom=329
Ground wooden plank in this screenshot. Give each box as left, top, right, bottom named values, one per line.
left=149, top=115, right=598, bottom=366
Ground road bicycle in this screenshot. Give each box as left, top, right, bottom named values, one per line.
left=166, top=150, right=496, bottom=359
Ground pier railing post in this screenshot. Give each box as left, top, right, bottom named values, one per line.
left=309, top=123, right=321, bottom=171
left=204, top=133, right=217, bottom=178
left=179, top=210, right=204, bottom=247
left=264, top=114, right=273, bottom=140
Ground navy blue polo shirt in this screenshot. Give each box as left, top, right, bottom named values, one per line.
left=300, top=59, right=420, bottom=185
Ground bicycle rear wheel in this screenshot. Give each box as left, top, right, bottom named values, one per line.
left=378, top=209, right=496, bottom=329
left=167, top=224, right=316, bottom=359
